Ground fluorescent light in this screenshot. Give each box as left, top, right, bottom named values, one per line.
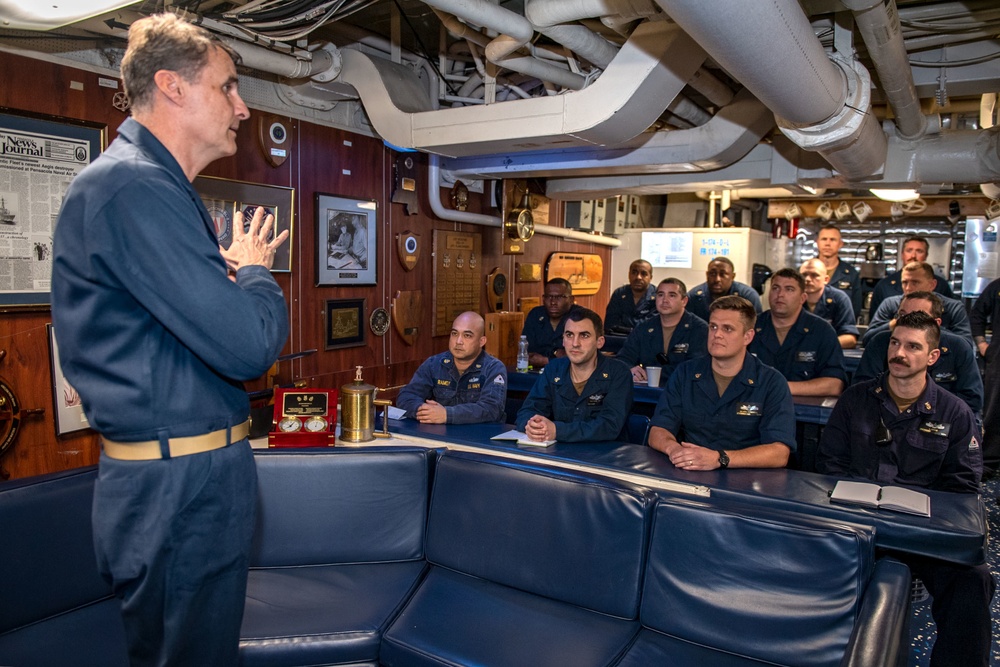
left=870, top=188, right=920, bottom=202
left=0, top=1, right=138, bottom=30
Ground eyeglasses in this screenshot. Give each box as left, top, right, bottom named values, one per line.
left=544, top=294, right=569, bottom=301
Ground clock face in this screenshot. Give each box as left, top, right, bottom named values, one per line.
left=304, top=416, right=329, bottom=432
left=278, top=417, right=301, bottom=432
left=516, top=210, right=534, bottom=241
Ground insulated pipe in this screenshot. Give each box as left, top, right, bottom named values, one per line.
left=525, top=0, right=660, bottom=29
left=658, top=0, right=887, bottom=179
left=219, top=36, right=336, bottom=80
left=427, top=155, right=620, bottom=247
left=912, top=128, right=1000, bottom=184
left=657, top=0, right=845, bottom=125
left=843, top=0, right=926, bottom=139
left=537, top=23, right=618, bottom=69
left=421, top=0, right=587, bottom=89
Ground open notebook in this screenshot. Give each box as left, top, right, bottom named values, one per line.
left=829, top=480, right=930, bottom=517
left=491, top=429, right=556, bottom=447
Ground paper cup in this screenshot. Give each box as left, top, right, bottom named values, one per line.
left=646, top=366, right=662, bottom=387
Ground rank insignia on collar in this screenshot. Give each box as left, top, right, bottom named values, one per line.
left=875, top=386, right=883, bottom=394
left=924, top=402, right=932, bottom=410
left=941, top=347, right=948, bottom=353
left=803, top=327, right=810, bottom=333
left=695, top=373, right=702, bottom=379
left=476, top=363, right=482, bottom=368
left=748, top=378, right=754, bottom=385
left=554, top=377, right=561, bottom=383
left=647, top=327, right=655, bottom=333
left=826, top=298, right=833, bottom=304
left=602, top=372, right=609, bottom=378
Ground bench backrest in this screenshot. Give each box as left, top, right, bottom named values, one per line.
left=426, top=451, right=656, bottom=619
left=251, top=447, right=433, bottom=567
left=0, top=467, right=111, bottom=634
left=640, top=497, right=876, bottom=667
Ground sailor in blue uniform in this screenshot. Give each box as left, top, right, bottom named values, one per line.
left=815, top=225, right=862, bottom=317
left=868, top=236, right=955, bottom=316
left=749, top=269, right=846, bottom=397
left=616, top=277, right=708, bottom=386
left=855, top=292, right=982, bottom=415
left=818, top=312, right=993, bottom=667
left=864, top=261, right=971, bottom=346
left=686, top=256, right=763, bottom=322
left=517, top=309, right=633, bottom=443
left=604, top=259, right=656, bottom=334
left=396, top=312, right=507, bottom=424
left=521, top=278, right=581, bottom=368
left=648, top=295, right=796, bottom=470
left=800, top=258, right=858, bottom=348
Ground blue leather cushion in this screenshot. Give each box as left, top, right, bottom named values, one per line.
left=425, top=451, right=655, bottom=618
left=381, top=567, right=639, bottom=667
left=240, top=561, right=425, bottom=667
left=0, top=596, right=128, bottom=667
left=637, top=499, right=875, bottom=667
left=614, top=628, right=775, bottom=667
left=251, top=448, right=432, bottom=567
left=0, top=467, right=113, bottom=635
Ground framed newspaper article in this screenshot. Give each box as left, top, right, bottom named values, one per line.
left=0, top=110, right=105, bottom=308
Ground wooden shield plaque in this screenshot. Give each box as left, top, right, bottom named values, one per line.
left=545, top=252, right=604, bottom=296
left=396, top=231, right=420, bottom=271
left=391, top=290, right=422, bottom=345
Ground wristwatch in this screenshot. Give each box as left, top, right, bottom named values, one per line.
left=718, top=450, right=730, bottom=469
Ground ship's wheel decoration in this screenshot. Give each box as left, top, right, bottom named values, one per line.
left=113, top=92, right=130, bottom=113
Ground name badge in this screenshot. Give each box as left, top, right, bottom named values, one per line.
left=795, top=351, right=817, bottom=363
left=672, top=343, right=689, bottom=354
left=436, top=379, right=451, bottom=386
left=736, top=403, right=762, bottom=417
left=919, top=420, right=951, bottom=437
left=933, top=372, right=957, bottom=383
left=836, top=280, right=851, bottom=289
left=587, top=393, right=606, bottom=406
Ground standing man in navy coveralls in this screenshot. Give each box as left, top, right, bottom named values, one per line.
left=604, top=259, right=656, bottom=334
left=396, top=311, right=507, bottom=424
left=648, top=296, right=796, bottom=470
left=51, top=15, right=290, bottom=667
left=815, top=225, right=862, bottom=318
left=517, top=308, right=633, bottom=442
left=749, top=269, right=846, bottom=397
left=818, top=313, right=994, bottom=667
left=521, top=278, right=581, bottom=368
left=617, top=277, right=708, bottom=386
left=971, top=276, right=1000, bottom=473
left=686, top=256, right=763, bottom=322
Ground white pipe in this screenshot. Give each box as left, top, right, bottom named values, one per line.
left=843, top=0, right=926, bottom=139
left=427, top=155, right=620, bottom=247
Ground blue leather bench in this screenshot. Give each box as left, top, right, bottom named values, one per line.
left=0, top=447, right=910, bottom=667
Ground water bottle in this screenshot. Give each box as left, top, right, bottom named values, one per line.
left=516, top=335, right=529, bottom=372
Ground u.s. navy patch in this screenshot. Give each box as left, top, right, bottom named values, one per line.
left=736, top=403, right=762, bottom=416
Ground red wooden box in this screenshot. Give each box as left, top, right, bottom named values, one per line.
left=267, top=388, right=338, bottom=448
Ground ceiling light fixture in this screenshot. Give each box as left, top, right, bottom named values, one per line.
left=0, top=1, right=137, bottom=31
left=869, top=188, right=920, bottom=202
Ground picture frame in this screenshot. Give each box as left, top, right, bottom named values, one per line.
left=193, top=176, right=294, bottom=273
left=325, top=298, right=366, bottom=350
left=316, top=194, right=377, bottom=285
left=47, top=324, right=91, bottom=436
left=0, top=110, right=105, bottom=308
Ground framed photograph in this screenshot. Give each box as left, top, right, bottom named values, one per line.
left=193, top=176, right=294, bottom=272
left=47, top=324, right=91, bottom=436
left=1, top=110, right=105, bottom=308
left=325, top=298, right=366, bottom=350
left=316, top=194, right=377, bottom=285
